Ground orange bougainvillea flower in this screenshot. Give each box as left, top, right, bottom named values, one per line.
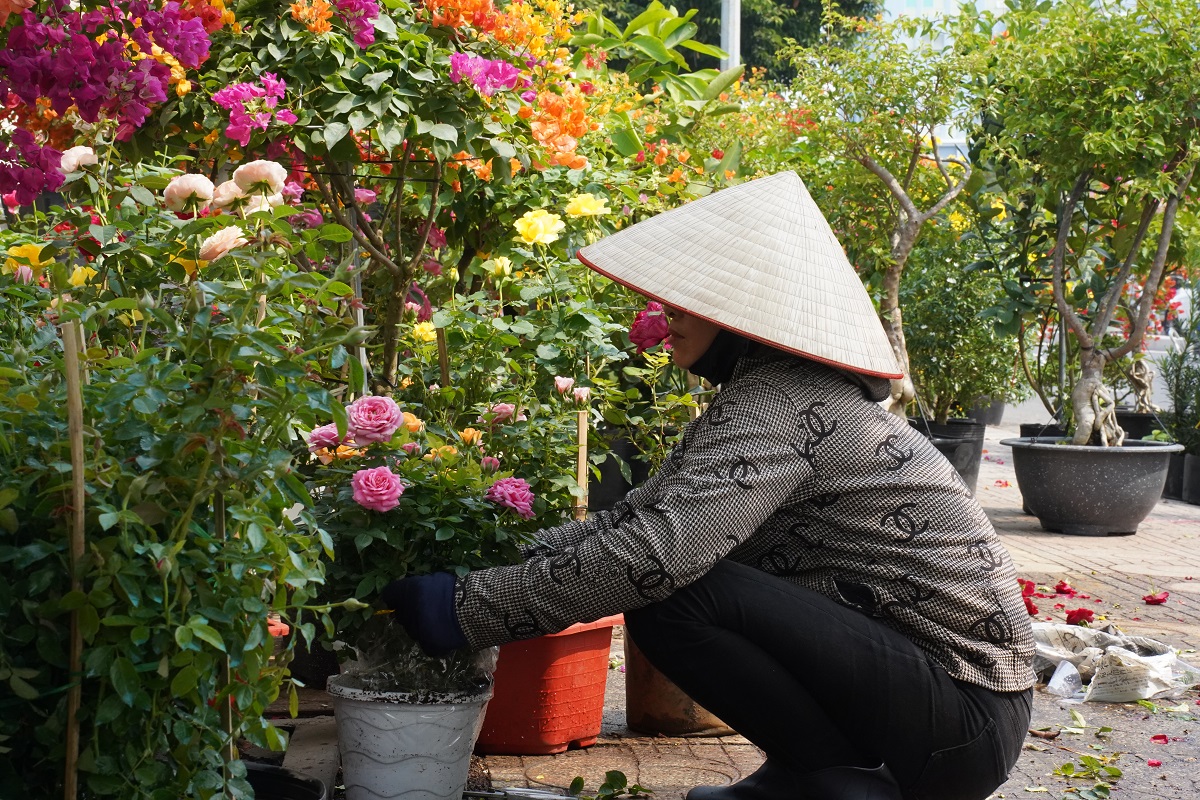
left=290, top=0, right=333, bottom=34
left=667, top=167, right=685, bottom=184
left=424, top=0, right=496, bottom=31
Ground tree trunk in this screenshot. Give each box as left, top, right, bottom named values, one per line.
left=377, top=272, right=408, bottom=395
left=883, top=223, right=919, bottom=413
left=1070, top=350, right=1123, bottom=446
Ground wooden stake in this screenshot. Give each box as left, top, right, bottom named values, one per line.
left=435, top=327, right=450, bottom=388
left=574, top=409, right=588, bottom=520
left=62, top=321, right=86, bottom=800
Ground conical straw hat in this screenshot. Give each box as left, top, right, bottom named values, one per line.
left=578, top=171, right=903, bottom=379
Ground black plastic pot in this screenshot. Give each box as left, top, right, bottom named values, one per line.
left=968, top=397, right=1006, bottom=427
left=1001, top=437, right=1184, bottom=535
left=1019, top=422, right=1068, bottom=439
left=246, top=762, right=327, bottom=800
left=1114, top=407, right=1160, bottom=440
left=909, top=418, right=986, bottom=495
left=1183, top=454, right=1200, bottom=505
left=588, top=436, right=652, bottom=512
left=1163, top=452, right=1186, bottom=500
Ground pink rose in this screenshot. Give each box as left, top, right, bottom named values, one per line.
left=351, top=466, right=405, bottom=512
left=481, top=402, right=517, bottom=425
left=629, top=301, right=669, bottom=353
left=347, top=395, right=404, bottom=444
left=164, top=173, right=216, bottom=212
left=198, top=225, right=249, bottom=262
left=485, top=476, right=535, bottom=519
left=59, top=145, right=97, bottom=174
left=233, top=159, right=288, bottom=194
left=554, top=376, right=574, bottom=394
left=401, top=441, right=422, bottom=455
left=573, top=386, right=591, bottom=404
left=307, top=422, right=345, bottom=452
left=354, top=188, right=377, bottom=205
left=14, top=264, right=33, bottom=284
left=480, top=455, right=500, bottom=473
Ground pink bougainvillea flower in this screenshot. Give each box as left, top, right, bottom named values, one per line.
left=1065, top=608, right=1094, bottom=626
left=629, top=301, right=669, bottom=353
left=307, top=422, right=346, bottom=452
left=554, top=376, right=574, bottom=394
left=486, top=476, right=535, bottom=519
left=449, top=52, right=522, bottom=96
left=426, top=225, right=447, bottom=249
left=351, top=466, right=405, bottom=512
left=1143, top=591, right=1169, bottom=605
left=347, top=395, right=403, bottom=444
left=354, top=187, right=377, bottom=205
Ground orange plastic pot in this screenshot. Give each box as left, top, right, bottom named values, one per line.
left=474, top=614, right=623, bottom=755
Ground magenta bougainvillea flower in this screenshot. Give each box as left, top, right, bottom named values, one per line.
left=335, top=0, right=379, bottom=48
left=212, top=73, right=298, bottom=147
left=449, top=52, right=522, bottom=96
left=629, top=301, right=670, bottom=353
left=485, top=477, right=535, bottom=519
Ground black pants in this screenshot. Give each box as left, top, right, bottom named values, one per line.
left=624, top=559, right=1032, bottom=800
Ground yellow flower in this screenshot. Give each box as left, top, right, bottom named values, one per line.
left=315, top=444, right=366, bottom=465
left=422, top=445, right=459, bottom=462
left=947, top=211, right=969, bottom=232
left=412, top=321, right=437, bottom=342
left=175, top=79, right=192, bottom=98
left=514, top=209, right=565, bottom=245
left=4, top=243, right=51, bottom=276
left=488, top=256, right=512, bottom=279
left=403, top=412, right=424, bottom=433
left=68, top=266, right=98, bottom=287
left=564, top=193, right=610, bottom=218
left=991, top=198, right=1007, bottom=222
left=459, top=427, right=483, bottom=446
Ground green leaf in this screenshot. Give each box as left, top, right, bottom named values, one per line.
left=363, top=71, right=391, bottom=92
left=110, top=657, right=139, bottom=706
left=188, top=622, right=227, bottom=652
left=129, top=185, right=157, bottom=206
left=349, top=109, right=374, bottom=132
left=289, top=683, right=300, bottom=718
left=679, top=40, right=726, bottom=59
left=428, top=124, right=458, bottom=142
left=662, top=20, right=698, bottom=49
left=489, top=138, right=516, bottom=158
left=435, top=526, right=455, bottom=541
left=0, top=487, right=18, bottom=510
left=348, top=355, right=366, bottom=395
left=703, top=64, right=745, bottom=101
left=9, top=675, right=38, bottom=700
left=170, top=665, right=199, bottom=697
left=324, top=121, right=350, bottom=148
left=569, top=777, right=585, bottom=797
left=623, top=4, right=671, bottom=37
left=610, top=127, right=643, bottom=157
left=629, top=35, right=672, bottom=64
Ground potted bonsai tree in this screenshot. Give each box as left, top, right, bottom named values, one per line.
left=966, top=0, right=1196, bottom=534
left=1159, top=276, right=1200, bottom=502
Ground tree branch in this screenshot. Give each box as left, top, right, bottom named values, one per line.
left=858, top=152, right=921, bottom=223
left=310, top=165, right=403, bottom=276
left=1051, top=171, right=1094, bottom=351
left=1093, top=199, right=1157, bottom=336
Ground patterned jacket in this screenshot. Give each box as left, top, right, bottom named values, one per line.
left=455, top=352, right=1036, bottom=693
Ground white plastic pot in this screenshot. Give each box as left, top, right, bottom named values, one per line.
left=327, top=675, right=492, bottom=800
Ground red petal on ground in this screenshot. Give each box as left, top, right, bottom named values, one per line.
left=1055, top=580, right=1077, bottom=595
left=1143, top=591, right=1170, bottom=605
left=1151, top=734, right=1169, bottom=744
left=1066, top=608, right=1095, bottom=625
left=1024, top=596, right=1039, bottom=616
left=1148, top=760, right=1162, bottom=767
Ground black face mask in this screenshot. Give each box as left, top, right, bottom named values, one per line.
left=687, top=328, right=752, bottom=386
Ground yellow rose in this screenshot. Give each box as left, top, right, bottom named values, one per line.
left=514, top=209, right=565, bottom=246
left=412, top=321, right=437, bottom=342
left=422, top=445, right=458, bottom=462
left=4, top=243, right=51, bottom=277
left=459, top=427, right=483, bottom=446
left=68, top=266, right=98, bottom=287
left=488, top=256, right=512, bottom=279
left=403, top=412, right=424, bottom=433
left=565, top=193, right=610, bottom=218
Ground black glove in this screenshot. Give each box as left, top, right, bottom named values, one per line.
left=379, top=572, right=468, bottom=657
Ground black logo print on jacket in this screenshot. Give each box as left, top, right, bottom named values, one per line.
left=781, top=511, right=823, bottom=549
left=881, top=575, right=937, bottom=618
left=881, top=503, right=929, bottom=542
left=791, top=401, right=838, bottom=468
left=707, top=401, right=736, bottom=426
left=548, top=546, right=582, bottom=585
left=806, top=493, right=841, bottom=511
left=628, top=553, right=675, bottom=600
left=969, top=541, right=1001, bottom=572
left=970, top=611, right=1014, bottom=647
left=758, top=543, right=804, bottom=577
left=729, top=456, right=760, bottom=489
left=504, top=611, right=543, bottom=639
left=875, top=434, right=914, bottom=471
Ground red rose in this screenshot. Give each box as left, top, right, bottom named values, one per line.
left=1023, top=596, right=1039, bottom=616
left=1065, top=608, right=1094, bottom=626
left=1143, top=591, right=1169, bottom=605
left=711, top=148, right=724, bottom=159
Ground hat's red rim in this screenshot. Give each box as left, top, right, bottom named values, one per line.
left=576, top=249, right=905, bottom=381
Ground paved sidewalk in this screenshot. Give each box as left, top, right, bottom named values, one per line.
left=481, top=420, right=1200, bottom=800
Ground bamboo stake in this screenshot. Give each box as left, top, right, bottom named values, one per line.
left=574, top=408, right=588, bottom=520
left=435, top=327, right=450, bottom=388
left=62, top=320, right=86, bottom=800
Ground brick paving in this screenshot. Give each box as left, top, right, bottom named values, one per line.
left=479, top=421, right=1200, bottom=800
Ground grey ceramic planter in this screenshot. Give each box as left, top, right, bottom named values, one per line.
left=1001, top=437, right=1184, bottom=536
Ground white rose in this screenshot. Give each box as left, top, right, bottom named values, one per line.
left=163, top=173, right=216, bottom=212
left=198, top=225, right=249, bottom=262
left=232, top=160, right=288, bottom=195
left=211, top=180, right=246, bottom=210
left=59, top=146, right=97, bottom=174
left=242, top=194, right=284, bottom=216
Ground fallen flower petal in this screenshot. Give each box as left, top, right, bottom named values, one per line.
left=1151, top=734, right=1169, bottom=744
left=994, top=479, right=1010, bottom=488
left=1065, top=608, right=1094, bottom=625
left=1143, top=591, right=1170, bottom=605
left=1148, top=759, right=1162, bottom=767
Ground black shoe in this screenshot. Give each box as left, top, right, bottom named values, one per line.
left=803, top=764, right=902, bottom=800
left=685, top=759, right=797, bottom=800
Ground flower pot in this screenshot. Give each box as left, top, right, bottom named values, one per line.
left=1018, top=422, right=1068, bottom=439
left=1163, top=452, right=1186, bottom=500
left=1183, top=453, right=1200, bottom=505
left=1114, top=407, right=1160, bottom=440
left=968, top=396, right=1006, bottom=426
left=588, top=436, right=651, bottom=512
left=474, top=615, right=623, bottom=755
left=908, top=418, right=986, bottom=495
left=246, top=762, right=328, bottom=800
left=1001, top=437, right=1184, bottom=535
left=327, top=675, right=492, bottom=800
left=624, top=632, right=734, bottom=737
